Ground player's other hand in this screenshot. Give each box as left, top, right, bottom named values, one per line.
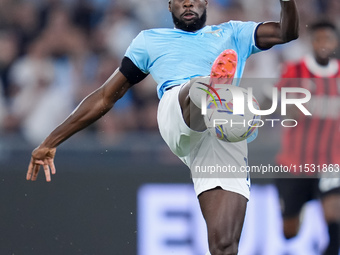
left=27, top=146, right=57, bottom=182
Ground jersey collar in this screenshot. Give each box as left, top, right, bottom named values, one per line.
left=304, top=54, right=339, bottom=77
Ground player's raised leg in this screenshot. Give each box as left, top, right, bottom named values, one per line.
left=199, top=188, right=247, bottom=255
left=178, top=49, right=244, bottom=255
left=178, top=49, right=238, bottom=132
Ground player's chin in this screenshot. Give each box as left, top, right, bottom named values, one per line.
left=316, top=50, right=332, bottom=60
left=182, top=18, right=198, bottom=25
left=182, top=20, right=200, bottom=31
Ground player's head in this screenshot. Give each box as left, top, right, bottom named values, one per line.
left=309, top=21, right=338, bottom=64
left=168, top=0, right=208, bottom=32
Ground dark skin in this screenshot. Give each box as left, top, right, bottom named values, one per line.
left=169, top=0, right=207, bottom=24
left=27, top=1, right=299, bottom=254
left=311, top=27, right=339, bottom=66
left=27, top=69, right=131, bottom=181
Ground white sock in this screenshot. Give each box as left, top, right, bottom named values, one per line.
left=205, top=252, right=211, bottom=255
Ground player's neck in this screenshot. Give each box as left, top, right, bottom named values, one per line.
left=314, top=56, right=330, bottom=67
left=174, top=24, right=206, bottom=33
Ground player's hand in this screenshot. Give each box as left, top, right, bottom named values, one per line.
left=27, top=146, right=57, bottom=182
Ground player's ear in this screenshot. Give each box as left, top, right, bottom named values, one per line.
left=168, top=0, right=172, bottom=12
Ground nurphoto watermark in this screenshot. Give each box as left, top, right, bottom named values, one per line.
left=200, top=84, right=312, bottom=128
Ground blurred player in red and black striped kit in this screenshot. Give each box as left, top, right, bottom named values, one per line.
left=276, top=21, right=340, bottom=255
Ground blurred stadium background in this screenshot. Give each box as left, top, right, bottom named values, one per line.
left=0, top=0, right=339, bottom=254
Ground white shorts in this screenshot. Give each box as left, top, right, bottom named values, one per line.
left=157, top=83, right=250, bottom=200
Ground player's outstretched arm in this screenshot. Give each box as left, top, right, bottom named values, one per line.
left=255, top=0, right=299, bottom=49
left=26, top=69, right=131, bottom=182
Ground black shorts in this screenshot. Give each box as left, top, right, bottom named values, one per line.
left=275, top=178, right=340, bottom=218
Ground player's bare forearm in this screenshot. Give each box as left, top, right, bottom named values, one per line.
left=40, top=69, right=131, bottom=149
left=256, top=0, right=299, bottom=49
left=279, top=0, right=299, bottom=42
left=27, top=69, right=130, bottom=181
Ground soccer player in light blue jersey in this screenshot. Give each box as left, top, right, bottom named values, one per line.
left=26, top=1, right=299, bottom=254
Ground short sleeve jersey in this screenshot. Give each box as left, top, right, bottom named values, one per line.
left=275, top=56, right=340, bottom=170
left=124, top=20, right=262, bottom=99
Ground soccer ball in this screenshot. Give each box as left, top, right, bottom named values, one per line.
left=203, top=86, right=261, bottom=142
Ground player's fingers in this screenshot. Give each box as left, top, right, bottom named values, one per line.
left=31, top=164, right=40, bottom=181
left=47, top=158, right=56, bottom=175
left=35, top=159, right=45, bottom=165
left=26, top=161, right=34, bottom=180
left=43, top=164, right=51, bottom=182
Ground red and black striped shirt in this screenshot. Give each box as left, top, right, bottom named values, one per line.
left=276, top=55, right=340, bottom=170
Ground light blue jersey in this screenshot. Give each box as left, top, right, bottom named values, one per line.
left=125, top=20, right=262, bottom=99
